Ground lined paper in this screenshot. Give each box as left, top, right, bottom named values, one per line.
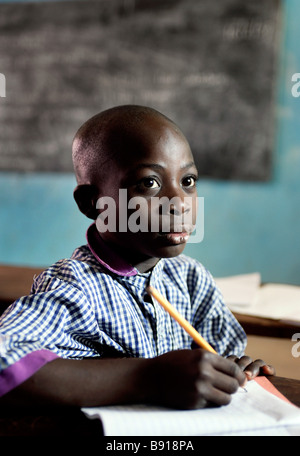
left=82, top=380, right=300, bottom=436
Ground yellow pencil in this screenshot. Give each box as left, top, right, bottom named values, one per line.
left=147, top=286, right=217, bottom=354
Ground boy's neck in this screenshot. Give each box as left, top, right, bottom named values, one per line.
left=132, top=256, right=160, bottom=274
left=114, top=242, right=160, bottom=273
left=87, top=223, right=161, bottom=274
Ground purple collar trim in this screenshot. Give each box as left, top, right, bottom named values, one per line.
left=86, top=223, right=138, bottom=277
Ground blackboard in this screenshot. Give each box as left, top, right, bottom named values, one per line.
left=0, top=0, right=281, bottom=180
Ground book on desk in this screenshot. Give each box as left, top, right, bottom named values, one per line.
left=215, top=273, right=300, bottom=325
left=82, top=377, right=300, bottom=436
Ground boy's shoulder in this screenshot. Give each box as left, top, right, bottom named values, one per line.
left=163, top=254, right=211, bottom=279
left=162, top=255, right=218, bottom=300
left=32, top=245, right=103, bottom=290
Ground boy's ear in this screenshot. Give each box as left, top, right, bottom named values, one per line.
left=73, top=185, right=99, bottom=220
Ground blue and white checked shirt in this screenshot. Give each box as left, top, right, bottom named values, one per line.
left=0, top=224, right=246, bottom=396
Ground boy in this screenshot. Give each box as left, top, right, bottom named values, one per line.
left=0, top=106, right=274, bottom=409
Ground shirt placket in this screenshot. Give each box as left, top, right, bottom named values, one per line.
left=148, top=262, right=176, bottom=355
left=120, top=274, right=158, bottom=357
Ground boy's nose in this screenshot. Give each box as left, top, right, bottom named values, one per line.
left=169, top=201, right=187, bottom=215
left=159, top=196, right=190, bottom=216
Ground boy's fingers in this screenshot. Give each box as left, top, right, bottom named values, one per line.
left=232, top=355, right=253, bottom=371
left=211, top=370, right=241, bottom=395
left=204, top=387, right=233, bottom=407
left=262, top=364, right=276, bottom=376
left=244, top=359, right=276, bottom=379
left=226, top=356, right=276, bottom=380
left=227, top=355, right=238, bottom=362
left=196, top=369, right=239, bottom=407
left=210, top=354, right=246, bottom=386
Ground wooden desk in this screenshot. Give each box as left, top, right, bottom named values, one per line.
left=0, top=404, right=103, bottom=437
left=0, top=376, right=298, bottom=436
left=0, top=264, right=44, bottom=314
left=233, top=312, right=299, bottom=339
left=271, top=376, right=300, bottom=407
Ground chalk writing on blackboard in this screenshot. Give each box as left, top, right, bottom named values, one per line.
left=0, top=0, right=281, bottom=180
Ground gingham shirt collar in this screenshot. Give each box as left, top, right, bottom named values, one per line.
left=86, top=223, right=165, bottom=283
left=86, top=223, right=139, bottom=277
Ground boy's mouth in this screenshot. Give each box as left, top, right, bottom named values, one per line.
left=166, top=232, right=190, bottom=244
left=157, top=231, right=190, bottom=245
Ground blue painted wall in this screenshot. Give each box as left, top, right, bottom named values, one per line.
left=0, top=0, right=300, bottom=285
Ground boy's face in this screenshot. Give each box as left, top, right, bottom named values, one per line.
left=93, top=116, right=199, bottom=267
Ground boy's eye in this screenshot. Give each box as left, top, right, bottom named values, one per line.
left=141, top=178, right=160, bottom=189
left=182, top=176, right=196, bottom=188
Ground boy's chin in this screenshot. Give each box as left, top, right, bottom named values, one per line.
left=103, top=231, right=188, bottom=259
left=152, top=243, right=187, bottom=258
left=139, top=232, right=190, bottom=258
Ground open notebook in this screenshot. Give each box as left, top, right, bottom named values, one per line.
left=82, top=378, right=300, bottom=436
left=214, top=273, right=300, bottom=324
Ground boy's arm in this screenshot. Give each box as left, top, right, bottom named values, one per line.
left=0, top=349, right=246, bottom=409
left=0, top=357, right=149, bottom=407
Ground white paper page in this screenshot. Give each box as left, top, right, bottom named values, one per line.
left=82, top=381, right=300, bottom=436
left=215, top=274, right=300, bottom=323
left=215, top=273, right=261, bottom=309
left=237, top=284, right=300, bottom=323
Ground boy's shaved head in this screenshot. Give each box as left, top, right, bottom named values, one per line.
left=73, top=104, right=198, bottom=264
left=72, top=105, right=183, bottom=185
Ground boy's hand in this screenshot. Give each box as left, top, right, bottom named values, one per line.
left=148, top=349, right=246, bottom=410
left=227, top=355, right=276, bottom=381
